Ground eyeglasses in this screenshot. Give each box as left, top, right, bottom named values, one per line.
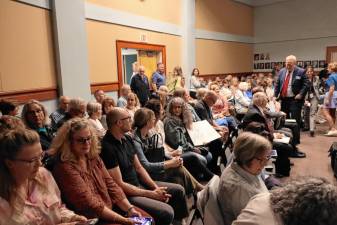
left=120, top=116, right=132, bottom=121
left=74, top=137, right=92, bottom=144
left=14, top=152, right=43, bottom=165
left=255, top=154, right=272, bottom=162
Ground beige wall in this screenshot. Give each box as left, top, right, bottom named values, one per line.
left=196, top=0, right=253, bottom=36
left=196, top=39, right=253, bottom=74
left=0, top=0, right=56, bottom=92
left=87, top=0, right=182, bottom=25
left=86, top=20, right=182, bottom=83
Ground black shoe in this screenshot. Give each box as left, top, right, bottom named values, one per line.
left=310, top=131, right=315, bottom=137
left=289, top=150, right=306, bottom=158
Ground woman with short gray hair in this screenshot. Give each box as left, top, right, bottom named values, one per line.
left=217, top=132, right=271, bottom=225
left=233, top=177, right=337, bottom=225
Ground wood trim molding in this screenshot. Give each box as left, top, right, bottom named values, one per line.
left=116, top=40, right=166, bottom=89
left=0, top=87, right=58, bottom=103
left=90, top=82, right=119, bottom=93
left=200, top=72, right=253, bottom=80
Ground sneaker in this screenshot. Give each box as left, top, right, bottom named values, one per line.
left=324, top=130, right=337, bottom=137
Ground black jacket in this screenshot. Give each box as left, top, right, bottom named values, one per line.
left=130, top=74, right=150, bottom=105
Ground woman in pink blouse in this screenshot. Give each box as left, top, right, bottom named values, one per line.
left=0, top=128, right=87, bottom=225
left=51, top=118, right=150, bottom=225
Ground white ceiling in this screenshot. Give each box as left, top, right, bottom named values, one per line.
left=233, top=0, right=292, bottom=7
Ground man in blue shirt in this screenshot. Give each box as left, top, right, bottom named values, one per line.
left=151, top=63, right=166, bottom=92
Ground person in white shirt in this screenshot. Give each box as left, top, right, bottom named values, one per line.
left=87, top=101, right=106, bottom=139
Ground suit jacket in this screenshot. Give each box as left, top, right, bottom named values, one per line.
left=274, top=66, right=309, bottom=100
left=130, top=73, right=150, bottom=104
left=193, top=100, right=213, bottom=125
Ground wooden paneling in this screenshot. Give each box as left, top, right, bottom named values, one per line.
left=90, top=82, right=119, bottom=93
left=0, top=87, right=57, bottom=104
left=326, top=46, right=337, bottom=63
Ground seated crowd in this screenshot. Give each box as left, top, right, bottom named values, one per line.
left=1, top=58, right=337, bottom=225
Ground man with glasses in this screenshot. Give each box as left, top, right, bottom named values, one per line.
left=100, top=108, right=189, bottom=225
left=130, top=65, right=151, bottom=106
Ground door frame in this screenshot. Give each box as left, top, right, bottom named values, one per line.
left=116, top=40, right=166, bottom=90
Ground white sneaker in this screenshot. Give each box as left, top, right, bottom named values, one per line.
left=324, top=130, right=337, bottom=136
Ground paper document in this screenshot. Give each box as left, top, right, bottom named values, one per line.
left=273, top=133, right=290, bottom=144
left=285, top=119, right=297, bottom=123
left=187, top=120, right=221, bottom=146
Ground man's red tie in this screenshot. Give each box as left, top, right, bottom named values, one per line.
left=281, top=72, right=291, bottom=97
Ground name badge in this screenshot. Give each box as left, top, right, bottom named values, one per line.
left=295, top=76, right=301, bottom=80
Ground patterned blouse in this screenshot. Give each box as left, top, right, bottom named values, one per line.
left=0, top=167, right=77, bottom=225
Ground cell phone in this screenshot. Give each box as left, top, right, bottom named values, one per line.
left=271, top=149, right=278, bottom=158
left=76, top=218, right=99, bottom=225
left=130, top=217, right=153, bottom=225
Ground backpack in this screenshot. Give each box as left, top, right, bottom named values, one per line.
left=328, top=142, right=337, bottom=177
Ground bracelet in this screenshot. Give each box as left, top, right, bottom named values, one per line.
left=126, top=205, right=135, bottom=216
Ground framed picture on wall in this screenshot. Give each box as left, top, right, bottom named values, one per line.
left=254, top=63, right=258, bottom=69
left=304, top=61, right=311, bottom=67
left=319, top=60, right=326, bottom=68
left=312, top=60, right=318, bottom=68
left=260, top=63, right=265, bottom=69
left=297, top=61, right=303, bottom=67
left=260, top=53, right=265, bottom=60
left=254, top=54, right=260, bottom=61
left=265, top=62, right=271, bottom=69
left=271, top=62, right=276, bottom=68
left=265, top=53, right=270, bottom=60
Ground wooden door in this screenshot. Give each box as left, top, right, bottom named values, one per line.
left=326, top=46, right=337, bottom=63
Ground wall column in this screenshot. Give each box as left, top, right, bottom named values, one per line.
left=181, top=0, right=196, bottom=89
left=51, top=0, right=91, bottom=100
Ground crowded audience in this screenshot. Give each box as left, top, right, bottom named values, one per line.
left=1, top=58, right=337, bottom=225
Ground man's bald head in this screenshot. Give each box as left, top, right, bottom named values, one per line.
left=106, top=107, right=129, bottom=130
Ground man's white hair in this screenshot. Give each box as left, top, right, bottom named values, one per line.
left=286, top=55, right=297, bottom=62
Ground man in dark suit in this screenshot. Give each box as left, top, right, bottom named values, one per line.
left=130, top=66, right=151, bottom=106
left=275, top=55, right=309, bottom=134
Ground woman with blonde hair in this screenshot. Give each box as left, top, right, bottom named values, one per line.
left=0, top=128, right=87, bottom=224
left=167, top=66, right=185, bottom=93
left=323, top=62, right=337, bottom=136
left=51, top=118, right=150, bottom=224
left=164, top=97, right=214, bottom=180
left=125, top=92, right=140, bottom=120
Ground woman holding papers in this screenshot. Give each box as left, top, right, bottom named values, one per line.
left=132, top=107, right=204, bottom=194
left=164, top=97, right=214, bottom=181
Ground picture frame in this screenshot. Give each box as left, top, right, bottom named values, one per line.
left=265, top=53, right=270, bottom=60
left=304, top=61, right=311, bottom=67
left=254, top=54, right=260, bottom=61
left=312, top=60, right=318, bottom=68
left=271, top=62, right=276, bottom=68
left=260, top=53, right=265, bottom=60
left=254, top=63, right=258, bottom=70
left=260, top=63, right=265, bottom=69
left=265, top=62, right=271, bottom=69
left=297, top=61, right=303, bottom=67
left=319, top=60, right=326, bottom=68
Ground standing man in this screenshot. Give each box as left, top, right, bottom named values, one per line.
left=152, top=63, right=166, bottom=92
left=131, top=66, right=150, bottom=106
left=275, top=55, right=309, bottom=156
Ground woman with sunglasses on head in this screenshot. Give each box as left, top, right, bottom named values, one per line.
left=217, top=132, right=270, bottom=225
left=51, top=118, right=150, bottom=225
left=0, top=128, right=87, bottom=224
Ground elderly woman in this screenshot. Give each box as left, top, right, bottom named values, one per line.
left=233, top=177, right=337, bottom=225
left=133, top=107, right=204, bottom=195
left=51, top=118, right=149, bottom=225
left=87, top=101, right=106, bottom=139
left=164, top=97, right=214, bottom=181
left=21, top=100, right=55, bottom=153
left=217, top=132, right=270, bottom=225
left=234, top=82, right=251, bottom=121
left=0, top=128, right=87, bottom=224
